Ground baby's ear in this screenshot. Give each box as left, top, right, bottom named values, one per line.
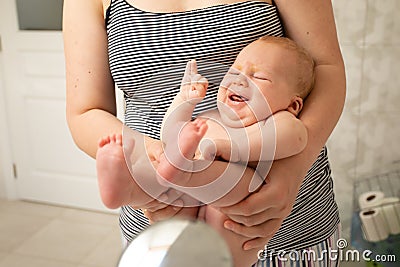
left=287, top=96, right=303, bottom=116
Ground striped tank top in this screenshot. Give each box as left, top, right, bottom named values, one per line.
left=106, top=0, right=340, bottom=255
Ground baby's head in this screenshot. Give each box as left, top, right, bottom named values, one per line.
left=217, top=36, right=315, bottom=127
left=257, top=36, right=315, bottom=99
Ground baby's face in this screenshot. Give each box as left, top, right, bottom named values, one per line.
left=217, top=40, right=299, bottom=127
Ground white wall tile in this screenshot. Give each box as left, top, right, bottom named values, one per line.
left=365, top=0, right=400, bottom=45
left=359, top=45, right=400, bottom=113
left=333, top=0, right=367, bottom=45
left=356, top=112, right=400, bottom=177
left=327, top=109, right=358, bottom=178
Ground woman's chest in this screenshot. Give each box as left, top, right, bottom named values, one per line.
left=106, top=0, right=283, bottom=93
left=122, top=0, right=273, bottom=13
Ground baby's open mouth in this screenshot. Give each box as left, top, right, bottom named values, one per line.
left=229, top=93, right=249, bottom=102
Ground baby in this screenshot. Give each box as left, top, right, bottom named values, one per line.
left=96, top=36, right=314, bottom=266
left=156, top=36, right=314, bottom=208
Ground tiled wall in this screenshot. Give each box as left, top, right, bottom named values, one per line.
left=329, top=0, right=400, bottom=238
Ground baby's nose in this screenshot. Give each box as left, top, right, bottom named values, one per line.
left=233, top=74, right=248, bottom=87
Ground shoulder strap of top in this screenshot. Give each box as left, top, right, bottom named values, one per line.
left=104, top=0, right=114, bottom=26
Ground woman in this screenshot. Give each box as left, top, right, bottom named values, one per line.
left=63, top=0, right=345, bottom=266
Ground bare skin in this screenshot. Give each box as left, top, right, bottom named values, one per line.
left=97, top=134, right=130, bottom=209
left=97, top=132, right=204, bottom=217
left=96, top=134, right=160, bottom=209
left=157, top=118, right=209, bottom=187
left=96, top=131, right=261, bottom=266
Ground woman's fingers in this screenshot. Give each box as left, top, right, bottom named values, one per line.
left=140, top=199, right=169, bottom=212
left=139, top=189, right=185, bottom=212
left=223, top=218, right=279, bottom=239
left=226, top=208, right=275, bottom=227
left=143, top=137, right=163, bottom=163
left=143, top=200, right=183, bottom=222
left=220, top=186, right=272, bottom=216
left=243, top=237, right=271, bottom=251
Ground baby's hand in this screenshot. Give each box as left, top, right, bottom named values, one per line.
left=180, top=59, right=208, bottom=104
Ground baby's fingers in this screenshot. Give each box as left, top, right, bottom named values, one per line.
left=182, top=59, right=199, bottom=85
left=186, top=59, right=198, bottom=76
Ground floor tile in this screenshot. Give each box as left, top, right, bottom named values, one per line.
left=60, top=208, right=119, bottom=226
left=80, top=227, right=123, bottom=267
left=0, top=253, right=76, bottom=267
left=0, top=252, right=7, bottom=262
left=0, top=199, right=66, bottom=218
left=14, top=218, right=113, bottom=263
left=0, top=212, right=51, bottom=252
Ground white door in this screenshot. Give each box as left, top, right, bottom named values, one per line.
left=0, top=0, right=109, bottom=211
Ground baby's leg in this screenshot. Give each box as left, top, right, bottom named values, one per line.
left=157, top=119, right=207, bottom=219
left=157, top=118, right=208, bottom=187
left=204, top=206, right=262, bottom=267
left=96, top=134, right=154, bottom=209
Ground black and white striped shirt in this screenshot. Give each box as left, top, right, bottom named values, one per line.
left=106, top=0, right=339, bottom=256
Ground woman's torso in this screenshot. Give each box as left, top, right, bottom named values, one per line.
left=105, top=0, right=339, bottom=255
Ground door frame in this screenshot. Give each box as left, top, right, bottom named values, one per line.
left=0, top=0, right=18, bottom=199
left=0, top=55, right=17, bottom=200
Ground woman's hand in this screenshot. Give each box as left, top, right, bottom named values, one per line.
left=219, top=158, right=305, bottom=250
left=143, top=135, right=164, bottom=163
left=131, top=136, right=185, bottom=221
left=138, top=189, right=185, bottom=223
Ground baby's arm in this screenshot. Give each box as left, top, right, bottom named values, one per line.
left=272, top=110, right=308, bottom=159
left=210, top=110, right=307, bottom=162
left=160, top=59, right=208, bottom=141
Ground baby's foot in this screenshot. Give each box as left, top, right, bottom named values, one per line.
left=96, top=134, right=135, bottom=209
left=157, top=119, right=208, bottom=187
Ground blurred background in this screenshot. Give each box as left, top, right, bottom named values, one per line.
left=328, top=0, right=400, bottom=239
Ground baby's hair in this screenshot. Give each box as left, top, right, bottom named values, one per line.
left=257, top=36, right=315, bottom=99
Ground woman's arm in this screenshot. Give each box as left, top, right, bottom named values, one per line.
left=277, top=0, right=346, bottom=158
left=219, top=0, right=346, bottom=250
left=63, top=0, right=121, bottom=158
left=64, top=0, right=169, bottom=209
